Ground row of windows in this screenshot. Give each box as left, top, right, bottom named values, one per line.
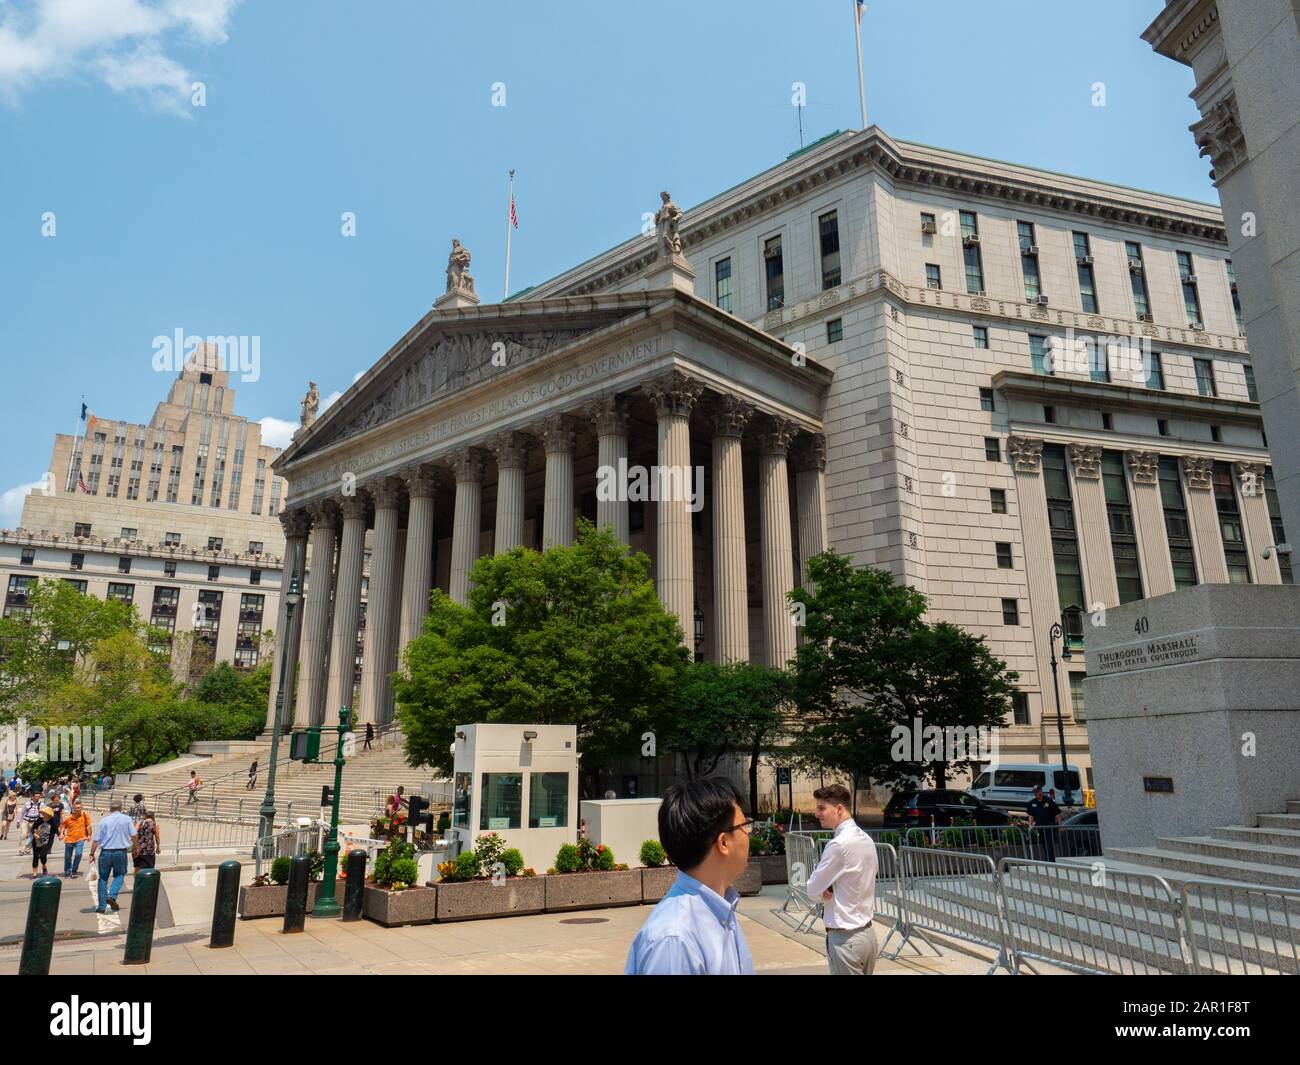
left=714, top=210, right=843, bottom=314
left=19, top=548, right=263, bottom=584
left=920, top=212, right=1226, bottom=331
left=63, top=524, right=267, bottom=555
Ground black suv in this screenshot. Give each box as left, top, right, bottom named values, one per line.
left=883, top=789, right=1013, bottom=830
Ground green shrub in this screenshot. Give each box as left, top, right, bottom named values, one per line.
left=474, top=832, right=506, bottom=873
left=593, top=844, right=616, bottom=871
left=389, top=858, right=420, bottom=889
left=270, top=856, right=291, bottom=885
left=453, top=849, right=482, bottom=881
left=501, top=848, right=525, bottom=877
left=881, top=830, right=902, bottom=849
left=639, top=839, right=667, bottom=867
left=307, top=850, right=325, bottom=882
left=1001, top=826, right=1026, bottom=846
left=373, top=838, right=416, bottom=887
left=554, top=843, right=581, bottom=873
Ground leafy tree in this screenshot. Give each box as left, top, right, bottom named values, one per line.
left=657, top=660, right=791, bottom=813
left=394, top=522, right=690, bottom=794
left=790, top=551, right=1019, bottom=795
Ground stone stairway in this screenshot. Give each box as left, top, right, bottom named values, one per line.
left=1092, top=799, right=1300, bottom=891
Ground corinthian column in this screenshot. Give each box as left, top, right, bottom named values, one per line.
left=296, top=500, right=338, bottom=729
left=586, top=394, right=630, bottom=544
left=325, top=493, right=368, bottom=721
left=643, top=370, right=703, bottom=642
left=758, top=418, right=797, bottom=669
left=491, top=432, right=531, bottom=552
left=398, top=465, right=438, bottom=649
left=711, top=395, right=753, bottom=663
left=448, top=448, right=485, bottom=604
left=357, top=478, right=403, bottom=726
left=794, top=433, right=829, bottom=590
left=539, top=415, right=577, bottom=548
left=265, top=508, right=311, bottom=733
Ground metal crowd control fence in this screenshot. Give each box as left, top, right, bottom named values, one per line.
left=253, top=820, right=328, bottom=878
left=893, top=846, right=1013, bottom=973
left=1182, top=879, right=1300, bottom=975
left=169, top=816, right=263, bottom=865
left=998, top=858, right=1184, bottom=975
left=901, top=825, right=1102, bottom=862
left=777, top=832, right=824, bottom=933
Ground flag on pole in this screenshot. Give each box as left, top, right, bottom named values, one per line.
left=510, top=191, right=519, bottom=230
left=77, top=475, right=90, bottom=494
left=856, top=0, right=865, bottom=23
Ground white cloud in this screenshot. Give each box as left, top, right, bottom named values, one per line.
left=257, top=416, right=296, bottom=450
left=0, top=477, right=51, bottom=530
left=0, top=0, right=240, bottom=111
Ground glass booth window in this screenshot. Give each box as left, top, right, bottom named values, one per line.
left=529, top=772, right=570, bottom=828
left=480, top=773, right=523, bottom=830
left=452, top=773, right=472, bottom=829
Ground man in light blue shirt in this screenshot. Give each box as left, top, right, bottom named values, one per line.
left=625, top=777, right=755, bottom=975
left=89, top=799, right=136, bottom=914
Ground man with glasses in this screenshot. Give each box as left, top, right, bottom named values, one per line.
left=625, top=777, right=755, bottom=975
left=806, top=783, right=879, bottom=975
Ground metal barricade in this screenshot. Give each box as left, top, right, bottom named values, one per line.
left=1182, top=879, right=1300, bottom=975
left=894, top=846, right=1011, bottom=973
left=169, top=816, right=263, bottom=865
left=902, top=825, right=1102, bottom=862
left=998, top=858, right=1183, bottom=975
left=775, top=832, right=824, bottom=933
left=253, top=820, right=327, bottom=878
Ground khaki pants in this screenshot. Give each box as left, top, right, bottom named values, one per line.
left=826, top=924, right=879, bottom=975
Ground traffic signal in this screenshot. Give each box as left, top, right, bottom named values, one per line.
left=321, top=785, right=334, bottom=807
left=408, top=794, right=431, bottom=832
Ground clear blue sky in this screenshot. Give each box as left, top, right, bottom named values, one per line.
left=0, top=0, right=1207, bottom=525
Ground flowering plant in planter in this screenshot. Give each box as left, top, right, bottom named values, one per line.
left=371, top=810, right=408, bottom=840
left=372, top=838, right=419, bottom=891
left=435, top=833, right=525, bottom=882
left=552, top=838, right=617, bottom=873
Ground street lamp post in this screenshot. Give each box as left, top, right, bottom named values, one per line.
left=1046, top=611, right=1078, bottom=807
left=312, top=706, right=349, bottom=919
left=258, top=540, right=303, bottom=842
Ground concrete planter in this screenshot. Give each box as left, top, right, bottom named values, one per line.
left=237, top=880, right=328, bottom=919
left=736, top=859, right=763, bottom=896
left=432, top=877, right=546, bottom=922
left=544, top=868, right=643, bottom=912
left=640, top=865, right=678, bottom=902
left=363, top=883, right=437, bottom=927
left=750, top=854, right=788, bottom=885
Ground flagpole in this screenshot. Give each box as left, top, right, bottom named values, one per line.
left=64, top=398, right=84, bottom=495
left=503, top=168, right=515, bottom=301
left=853, top=0, right=868, bottom=130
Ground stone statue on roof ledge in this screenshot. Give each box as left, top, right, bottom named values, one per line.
left=299, top=381, right=319, bottom=431
left=436, top=238, right=481, bottom=309
left=647, top=190, right=696, bottom=295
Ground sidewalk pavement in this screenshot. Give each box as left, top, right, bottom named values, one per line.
left=0, top=881, right=1023, bottom=976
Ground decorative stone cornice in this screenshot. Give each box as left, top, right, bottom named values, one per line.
left=642, top=370, right=704, bottom=420
left=538, top=414, right=578, bottom=455
left=582, top=393, right=630, bottom=438
left=1182, top=455, right=1214, bottom=489
left=490, top=431, right=532, bottom=470
left=401, top=464, right=439, bottom=499
left=1126, top=450, right=1160, bottom=486
left=1007, top=436, right=1044, bottom=473
left=279, top=508, right=312, bottom=539
left=710, top=394, right=755, bottom=439
left=1192, top=93, right=1248, bottom=184
left=792, top=432, right=827, bottom=473
left=1068, top=443, right=1103, bottom=479
left=368, top=476, right=405, bottom=512
left=756, top=417, right=798, bottom=457
left=448, top=447, right=486, bottom=484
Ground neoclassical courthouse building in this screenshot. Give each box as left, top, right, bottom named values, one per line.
left=266, top=125, right=1284, bottom=796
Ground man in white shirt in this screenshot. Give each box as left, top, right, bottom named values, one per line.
left=806, top=783, right=879, bottom=975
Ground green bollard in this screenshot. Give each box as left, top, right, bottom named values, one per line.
left=19, top=876, right=62, bottom=976
left=123, top=868, right=161, bottom=965
left=342, top=850, right=367, bottom=922
left=282, top=853, right=310, bottom=933
left=210, top=860, right=241, bottom=948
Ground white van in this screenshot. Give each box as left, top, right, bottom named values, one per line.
left=968, top=763, right=1084, bottom=810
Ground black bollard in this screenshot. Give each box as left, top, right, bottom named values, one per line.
left=210, top=860, right=241, bottom=948
left=283, top=853, right=310, bottom=933
left=19, top=876, right=62, bottom=976
left=123, top=868, right=161, bottom=965
left=342, top=850, right=367, bottom=922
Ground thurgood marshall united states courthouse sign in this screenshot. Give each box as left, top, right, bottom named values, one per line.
left=1094, top=635, right=1201, bottom=674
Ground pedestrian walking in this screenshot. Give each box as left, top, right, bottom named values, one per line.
left=185, top=770, right=202, bottom=805
left=29, top=807, right=56, bottom=878
left=625, top=777, right=755, bottom=975
left=60, top=801, right=92, bottom=877
left=132, top=811, right=159, bottom=870
left=245, top=759, right=258, bottom=790
left=88, top=800, right=136, bottom=913
left=1026, top=784, right=1064, bottom=862
left=128, top=793, right=147, bottom=822
left=806, top=784, right=880, bottom=975
left=0, top=789, right=16, bottom=840
left=18, top=794, right=40, bottom=855
left=364, top=723, right=374, bottom=751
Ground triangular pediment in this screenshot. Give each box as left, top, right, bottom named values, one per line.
left=280, top=294, right=656, bottom=465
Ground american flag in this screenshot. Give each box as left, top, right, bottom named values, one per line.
left=855, top=0, right=865, bottom=23
left=509, top=191, right=519, bottom=230
left=77, top=474, right=89, bottom=494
